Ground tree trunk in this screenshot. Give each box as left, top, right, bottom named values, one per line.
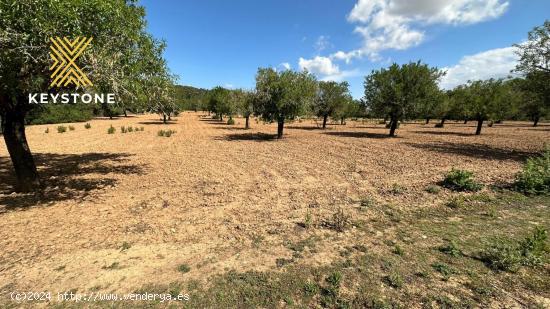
left=389, top=117, right=398, bottom=137
left=219, top=114, right=223, bottom=121
left=163, top=113, right=167, bottom=124
left=245, top=115, right=250, bottom=129
left=439, top=118, right=446, bottom=127
left=463, top=118, right=468, bottom=124
left=168, top=114, right=171, bottom=121
left=123, top=109, right=128, bottom=117
left=277, top=116, right=285, bottom=139
left=322, top=115, right=328, bottom=129
left=533, top=116, right=540, bottom=127
left=3, top=109, right=41, bottom=192
left=475, top=118, right=483, bottom=135
left=425, top=117, right=430, bottom=124
left=341, top=117, right=345, bottom=125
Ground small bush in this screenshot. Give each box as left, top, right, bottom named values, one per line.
left=227, top=118, right=235, bottom=125
left=140, top=127, right=144, bottom=131
left=128, top=126, right=133, bottom=132
left=439, top=241, right=462, bottom=257
left=177, top=264, right=191, bottom=273
left=359, top=197, right=375, bottom=209
left=84, top=123, right=91, bottom=129
left=442, top=169, right=483, bottom=192
left=45, top=128, right=49, bottom=134
left=303, top=282, right=319, bottom=296
left=519, top=227, right=549, bottom=267
left=107, top=125, right=116, bottom=134
left=390, top=183, right=406, bottom=195
left=432, top=262, right=455, bottom=279
left=121, top=126, right=127, bottom=133
left=514, top=148, right=550, bottom=195
left=134, top=127, right=139, bottom=132
left=330, top=208, right=350, bottom=232
left=303, top=212, right=313, bottom=229
left=480, top=239, right=522, bottom=272
left=393, top=245, right=405, bottom=256
left=57, top=125, right=67, bottom=133
left=158, top=129, right=176, bottom=137
left=68, top=125, right=75, bottom=131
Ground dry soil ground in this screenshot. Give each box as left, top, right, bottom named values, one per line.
left=0, top=113, right=548, bottom=308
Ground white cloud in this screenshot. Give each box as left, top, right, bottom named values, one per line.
left=223, top=83, right=234, bottom=89
left=344, top=0, right=509, bottom=59
left=440, top=46, right=518, bottom=89
left=315, top=35, right=332, bottom=52
left=321, top=69, right=361, bottom=82
left=299, top=56, right=340, bottom=76
left=280, top=62, right=291, bottom=70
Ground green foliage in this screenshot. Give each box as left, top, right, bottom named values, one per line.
left=442, top=169, right=483, bottom=192
left=177, top=264, right=191, bottom=274
left=446, top=196, right=465, bottom=209
left=158, top=129, right=176, bottom=137
left=84, top=123, right=91, bottom=129
left=68, top=125, right=75, bottom=131
left=313, top=81, right=352, bottom=126
left=364, top=61, right=444, bottom=136
left=121, top=126, right=127, bottom=133
left=385, top=272, right=404, bottom=288
left=514, top=148, right=550, bottom=195
left=480, top=227, right=549, bottom=272
left=439, top=241, right=462, bottom=257
left=107, top=125, right=115, bottom=134
left=26, top=104, right=94, bottom=125
left=303, top=281, right=319, bottom=296
left=393, top=245, right=405, bottom=256
left=127, top=126, right=133, bottom=132
left=57, top=126, right=67, bottom=133
left=431, top=262, right=455, bottom=278
left=227, top=118, right=235, bottom=125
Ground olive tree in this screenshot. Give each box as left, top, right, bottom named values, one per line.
left=364, top=61, right=444, bottom=137
left=313, top=81, right=351, bottom=129
left=254, top=68, right=317, bottom=139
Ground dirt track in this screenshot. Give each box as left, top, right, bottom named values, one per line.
left=0, top=112, right=548, bottom=294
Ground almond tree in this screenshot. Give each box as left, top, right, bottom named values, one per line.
left=313, top=81, right=351, bottom=129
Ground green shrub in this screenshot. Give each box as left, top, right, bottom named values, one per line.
left=26, top=103, right=94, bottom=125
left=165, top=130, right=173, bottom=137
left=45, top=128, right=49, bottom=134
left=227, top=118, right=235, bottom=125
left=330, top=208, right=349, bottom=232
left=386, top=272, right=403, bottom=288
left=121, top=126, right=127, bottom=133
left=393, top=245, right=404, bottom=256
left=442, top=169, right=483, bottom=192
left=439, top=241, right=462, bottom=257
left=57, top=125, right=67, bottom=133
left=514, top=148, right=550, bottom=195
left=134, top=127, right=139, bottom=132
left=68, top=125, right=75, bottom=131
left=177, top=264, right=191, bottom=273
left=303, top=282, right=319, bottom=296
left=107, top=125, right=115, bottom=134
left=127, top=126, right=133, bottom=132
left=84, top=123, right=91, bottom=129
left=432, top=262, right=455, bottom=279
left=158, top=129, right=176, bottom=137
left=480, top=227, right=549, bottom=272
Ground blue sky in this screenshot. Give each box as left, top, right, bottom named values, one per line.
left=140, top=0, right=550, bottom=98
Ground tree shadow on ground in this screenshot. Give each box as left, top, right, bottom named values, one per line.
left=212, top=126, right=249, bottom=131
left=138, top=121, right=178, bottom=125
left=286, top=125, right=323, bottom=131
left=323, top=131, right=394, bottom=139
left=215, top=132, right=277, bottom=142
left=405, top=142, right=539, bottom=162
left=0, top=152, right=145, bottom=211
left=411, top=130, right=474, bottom=137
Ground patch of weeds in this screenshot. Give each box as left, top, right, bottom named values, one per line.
left=466, top=280, right=494, bottom=300
left=320, top=271, right=348, bottom=308
left=426, top=185, right=441, bottom=194
left=251, top=234, right=264, bottom=248
left=54, top=265, right=66, bottom=271
left=393, top=245, right=405, bottom=256
left=303, top=211, right=313, bottom=229
left=140, top=127, right=144, bottom=131
left=442, top=168, right=483, bottom=192
left=227, top=118, right=235, bottom=125
left=439, top=241, right=462, bottom=257
left=102, top=262, right=121, bottom=270
left=84, top=123, right=91, bottom=129
left=44, top=127, right=49, bottom=133
left=107, top=125, right=115, bottom=134
left=480, top=227, right=549, bottom=272
left=120, top=241, right=131, bottom=252
left=485, top=205, right=498, bottom=218
left=390, top=183, right=406, bottom=195
left=359, top=196, right=375, bottom=209
left=446, top=196, right=465, bottom=209
left=158, top=129, right=176, bottom=137
left=57, top=125, right=67, bottom=133
left=68, top=125, right=75, bottom=131
left=327, top=207, right=350, bottom=232
left=303, top=281, right=319, bottom=296
left=385, top=272, right=404, bottom=288
left=514, top=147, right=550, bottom=195
left=121, top=126, right=127, bottom=133
left=127, top=126, right=133, bottom=132
left=353, top=244, right=368, bottom=253
left=177, top=263, right=191, bottom=273
left=432, top=262, right=455, bottom=280
left=275, top=258, right=293, bottom=267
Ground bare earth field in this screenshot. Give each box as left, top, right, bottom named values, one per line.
left=0, top=112, right=549, bottom=308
